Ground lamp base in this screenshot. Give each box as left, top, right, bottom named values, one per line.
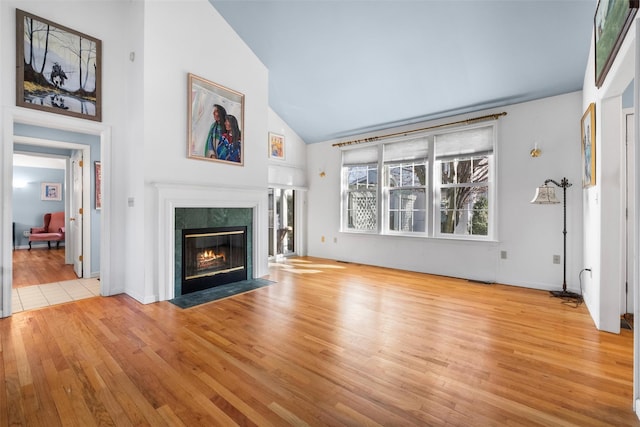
left=549, top=290, right=583, bottom=301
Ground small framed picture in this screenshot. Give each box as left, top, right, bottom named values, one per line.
left=41, top=182, right=62, bottom=201
left=95, top=161, right=102, bottom=209
left=269, top=132, right=285, bottom=160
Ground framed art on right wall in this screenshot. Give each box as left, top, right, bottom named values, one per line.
left=581, top=103, right=596, bottom=188
left=594, top=0, right=639, bottom=87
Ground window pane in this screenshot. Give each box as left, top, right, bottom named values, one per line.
left=348, top=165, right=377, bottom=189
left=441, top=161, right=455, bottom=184
left=389, top=165, right=401, bottom=187
left=456, top=160, right=472, bottom=184
left=389, top=189, right=425, bottom=232
left=401, top=165, right=414, bottom=186
left=414, top=164, right=426, bottom=185
left=440, top=188, right=455, bottom=210
left=439, top=186, right=488, bottom=235
left=440, top=209, right=456, bottom=233
left=347, top=191, right=377, bottom=230
left=472, top=157, right=489, bottom=183
left=469, top=188, right=488, bottom=235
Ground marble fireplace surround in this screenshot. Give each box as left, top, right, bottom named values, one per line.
left=155, top=183, right=268, bottom=301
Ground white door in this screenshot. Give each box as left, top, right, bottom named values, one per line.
left=71, top=150, right=83, bottom=277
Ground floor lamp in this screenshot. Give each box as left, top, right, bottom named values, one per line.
left=530, top=177, right=582, bottom=300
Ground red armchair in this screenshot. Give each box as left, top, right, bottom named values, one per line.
left=29, top=212, right=65, bottom=250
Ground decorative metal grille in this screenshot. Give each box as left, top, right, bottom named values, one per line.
left=350, top=191, right=377, bottom=230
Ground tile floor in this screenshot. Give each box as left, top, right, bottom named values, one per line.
left=12, top=278, right=101, bottom=313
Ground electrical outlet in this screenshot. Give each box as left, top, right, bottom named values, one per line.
left=553, top=255, right=561, bottom=264
left=500, top=251, right=507, bottom=259
left=23, top=230, right=30, bottom=237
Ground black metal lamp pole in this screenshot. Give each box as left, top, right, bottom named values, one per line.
left=545, top=177, right=582, bottom=300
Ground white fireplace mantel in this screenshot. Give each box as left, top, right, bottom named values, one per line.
left=155, top=182, right=269, bottom=301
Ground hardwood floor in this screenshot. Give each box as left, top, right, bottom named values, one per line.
left=0, top=257, right=637, bottom=426
left=12, top=247, right=78, bottom=288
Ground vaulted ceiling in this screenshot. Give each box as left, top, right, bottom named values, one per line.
left=210, top=0, right=596, bottom=143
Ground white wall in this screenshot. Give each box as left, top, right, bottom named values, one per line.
left=267, top=108, right=307, bottom=188
left=307, top=92, right=584, bottom=290
left=0, top=1, right=272, bottom=307
left=581, top=17, right=637, bottom=333
left=1, top=0, right=134, bottom=310
left=140, top=1, right=270, bottom=302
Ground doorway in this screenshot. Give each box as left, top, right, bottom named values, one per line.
left=623, top=110, right=635, bottom=328
left=2, top=108, right=112, bottom=318
left=11, top=142, right=97, bottom=312
left=268, top=188, right=295, bottom=258
left=12, top=151, right=76, bottom=285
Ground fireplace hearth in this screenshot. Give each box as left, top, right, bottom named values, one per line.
left=181, top=226, right=247, bottom=295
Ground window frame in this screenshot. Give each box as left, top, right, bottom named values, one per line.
left=383, top=160, right=428, bottom=235
left=340, top=121, right=497, bottom=241
left=342, top=162, right=380, bottom=233
left=434, top=155, right=494, bottom=240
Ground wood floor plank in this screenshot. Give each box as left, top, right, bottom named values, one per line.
left=0, top=257, right=638, bottom=425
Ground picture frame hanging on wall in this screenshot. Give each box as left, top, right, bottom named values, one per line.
left=41, top=182, right=62, bottom=201
left=187, top=73, right=244, bottom=165
left=15, top=9, right=102, bottom=121
left=594, top=0, right=639, bottom=87
left=268, top=132, right=285, bottom=160
left=95, top=161, right=102, bottom=210
left=581, top=103, right=596, bottom=188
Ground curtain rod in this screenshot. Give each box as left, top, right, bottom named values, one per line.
left=332, top=111, right=507, bottom=148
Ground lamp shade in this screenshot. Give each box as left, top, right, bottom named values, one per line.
left=530, top=184, right=560, bottom=204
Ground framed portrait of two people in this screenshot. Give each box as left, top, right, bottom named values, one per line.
left=188, top=73, right=245, bottom=166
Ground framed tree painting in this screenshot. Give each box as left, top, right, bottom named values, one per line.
left=594, top=0, right=639, bottom=87
left=581, top=103, right=596, bottom=188
left=16, top=9, right=102, bottom=121
left=269, top=132, right=285, bottom=160
left=188, top=73, right=244, bottom=165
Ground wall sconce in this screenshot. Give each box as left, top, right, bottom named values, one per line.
left=13, top=179, right=27, bottom=189
left=529, top=143, right=541, bottom=158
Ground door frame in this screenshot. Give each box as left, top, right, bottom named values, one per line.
left=268, top=187, right=304, bottom=259
left=70, top=149, right=85, bottom=276
left=623, top=108, right=635, bottom=318
left=2, top=107, right=112, bottom=317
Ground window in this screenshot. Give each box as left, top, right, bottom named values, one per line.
left=384, top=137, right=429, bottom=233
left=345, top=164, right=378, bottom=231
left=438, top=156, right=489, bottom=236
left=435, top=126, right=494, bottom=238
left=341, top=123, right=495, bottom=240
left=342, top=145, right=379, bottom=231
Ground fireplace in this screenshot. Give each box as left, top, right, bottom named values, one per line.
left=181, top=226, right=247, bottom=295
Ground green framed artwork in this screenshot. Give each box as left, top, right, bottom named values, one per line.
left=594, top=0, right=639, bottom=88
